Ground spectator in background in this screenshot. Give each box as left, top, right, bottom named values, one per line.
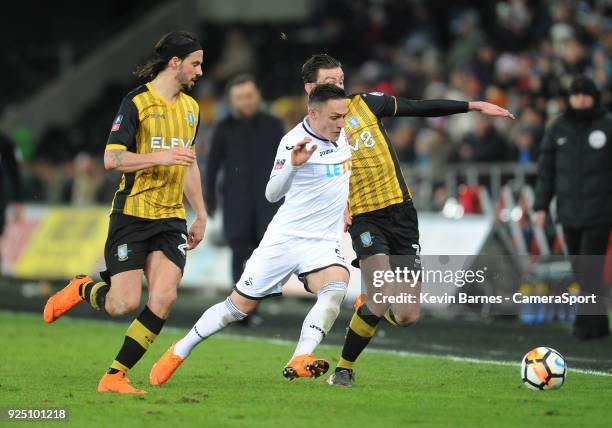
left=387, top=118, right=415, bottom=163
left=205, top=74, right=284, bottom=289
left=210, top=30, right=256, bottom=87
left=448, top=9, right=484, bottom=69
left=70, top=152, right=103, bottom=206
left=457, top=116, right=510, bottom=162
left=0, top=131, right=23, bottom=267
left=534, top=76, right=612, bottom=340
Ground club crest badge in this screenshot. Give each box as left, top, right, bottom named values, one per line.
left=360, top=231, right=373, bottom=247
left=117, top=244, right=129, bottom=261
left=187, top=111, right=195, bottom=127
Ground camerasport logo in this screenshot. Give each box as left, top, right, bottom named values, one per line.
left=111, top=115, right=123, bottom=132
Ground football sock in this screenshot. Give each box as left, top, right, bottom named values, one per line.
left=384, top=308, right=400, bottom=326
left=80, top=281, right=110, bottom=312
left=108, top=305, right=165, bottom=374
left=336, top=303, right=381, bottom=371
left=292, top=281, right=347, bottom=357
left=174, top=297, right=247, bottom=359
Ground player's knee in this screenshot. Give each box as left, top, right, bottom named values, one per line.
left=318, top=281, right=347, bottom=306
left=233, top=298, right=258, bottom=314
left=108, top=296, right=140, bottom=316
left=149, top=288, right=177, bottom=311
left=123, top=299, right=141, bottom=314
left=395, top=313, right=419, bottom=327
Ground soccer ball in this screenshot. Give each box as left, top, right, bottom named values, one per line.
left=521, top=347, right=567, bottom=390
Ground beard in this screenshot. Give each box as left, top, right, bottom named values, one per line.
left=177, top=70, right=196, bottom=92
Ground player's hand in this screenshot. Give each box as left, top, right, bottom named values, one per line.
left=533, top=210, right=546, bottom=228
left=469, top=101, right=515, bottom=119
left=157, top=148, right=196, bottom=167
left=187, top=216, right=206, bottom=250
left=291, top=137, right=317, bottom=166
left=343, top=205, right=352, bottom=233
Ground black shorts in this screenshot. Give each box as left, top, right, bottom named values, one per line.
left=101, top=213, right=188, bottom=283
left=349, top=200, right=420, bottom=268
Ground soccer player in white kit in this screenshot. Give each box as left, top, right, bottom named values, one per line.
left=149, top=84, right=352, bottom=384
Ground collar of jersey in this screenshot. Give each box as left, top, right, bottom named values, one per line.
left=146, top=83, right=180, bottom=107
left=302, top=117, right=333, bottom=144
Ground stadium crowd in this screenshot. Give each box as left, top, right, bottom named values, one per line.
left=3, top=0, right=612, bottom=206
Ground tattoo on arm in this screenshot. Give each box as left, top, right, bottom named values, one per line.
left=111, top=150, right=124, bottom=168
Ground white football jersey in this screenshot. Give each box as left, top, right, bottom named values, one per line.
left=263, top=117, right=351, bottom=242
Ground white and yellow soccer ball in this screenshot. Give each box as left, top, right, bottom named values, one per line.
left=521, top=347, right=567, bottom=390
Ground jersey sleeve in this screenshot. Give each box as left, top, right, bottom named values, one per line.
left=265, top=139, right=298, bottom=203
left=191, top=103, right=201, bottom=147
left=194, top=114, right=201, bottom=143
left=358, top=92, right=398, bottom=118
left=105, top=97, right=139, bottom=152
left=358, top=92, right=470, bottom=118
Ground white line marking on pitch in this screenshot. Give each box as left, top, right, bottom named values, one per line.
left=214, top=333, right=612, bottom=378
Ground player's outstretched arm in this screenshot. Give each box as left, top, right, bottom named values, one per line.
left=183, top=159, right=207, bottom=250
left=104, top=147, right=196, bottom=173
left=265, top=137, right=317, bottom=203
left=365, top=93, right=514, bottom=120
left=468, top=101, right=515, bottom=119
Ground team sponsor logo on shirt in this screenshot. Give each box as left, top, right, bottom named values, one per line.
left=274, top=158, right=286, bottom=170
left=111, top=114, right=123, bottom=132
left=150, top=137, right=194, bottom=149
left=117, top=244, right=129, bottom=261
left=324, top=159, right=352, bottom=177
left=360, top=231, right=373, bottom=247
left=186, top=111, right=195, bottom=127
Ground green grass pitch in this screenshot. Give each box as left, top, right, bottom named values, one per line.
left=1, top=311, right=611, bottom=427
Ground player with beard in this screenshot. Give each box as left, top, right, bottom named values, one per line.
left=43, top=31, right=207, bottom=394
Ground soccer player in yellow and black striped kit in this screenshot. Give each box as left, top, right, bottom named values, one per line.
left=300, top=54, right=514, bottom=387
left=43, top=31, right=207, bottom=394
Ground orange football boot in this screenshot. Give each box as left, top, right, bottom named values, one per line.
left=43, top=275, right=92, bottom=323
left=354, top=293, right=367, bottom=311
left=354, top=292, right=397, bottom=326
left=149, top=341, right=184, bottom=386
left=97, top=371, right=146, bottom=394
left=283, top=354, right=329, bottom=380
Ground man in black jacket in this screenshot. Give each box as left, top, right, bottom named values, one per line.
left=205, top=74, right=284, bottom=284
left=534, top=76, right=612, bottom=339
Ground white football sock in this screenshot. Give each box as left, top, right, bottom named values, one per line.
left=174, top=296, right=247, bottom=359
left=292, top=281, right=347, bottom=357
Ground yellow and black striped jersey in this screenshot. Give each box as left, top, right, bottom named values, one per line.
left=345, top=93, right=410, bottom=216
left=105, top=83, right=200, bottom=220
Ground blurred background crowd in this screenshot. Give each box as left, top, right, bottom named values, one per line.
left=1, top=0, right=611, bottom=211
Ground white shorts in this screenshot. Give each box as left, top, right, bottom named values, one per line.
left=234, top=236, right=349, bottom=299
